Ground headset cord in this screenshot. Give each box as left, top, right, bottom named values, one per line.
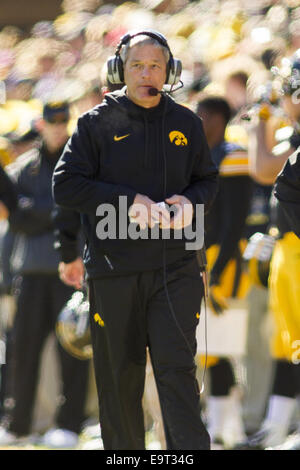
left=200, top=268, right=209, bottom=393
left=160, top=94, right=208, bottom=394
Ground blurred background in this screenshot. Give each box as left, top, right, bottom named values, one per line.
left=1, top=0, right=300, bottom=451
left=1, top=0, right=300, bottom=152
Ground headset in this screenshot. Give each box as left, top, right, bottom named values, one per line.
left=106, top=29, right=182, bottom=87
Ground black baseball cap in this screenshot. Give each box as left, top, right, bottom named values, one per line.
left=43, top=101, right=70, bottom=123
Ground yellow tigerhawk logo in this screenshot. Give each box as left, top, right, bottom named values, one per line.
left=196, top=312, right=200, bottom=319
left=94, top=313, right=105, bottom=327
left=169, top=131, right=188, bottom=146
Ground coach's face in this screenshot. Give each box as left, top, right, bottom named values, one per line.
left=124, top=44, right=167, bottom=108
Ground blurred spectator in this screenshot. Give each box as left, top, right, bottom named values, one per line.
left=0, top=101, right=89, bottom=448
left=225, top=71, right=249, bottom=117
left=6, top=124, right=40, bottom=160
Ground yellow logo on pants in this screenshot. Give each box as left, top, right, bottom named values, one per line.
left=94, top=313, right=105, bottom=327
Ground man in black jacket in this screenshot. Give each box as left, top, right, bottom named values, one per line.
left=53, top=31, right=218, bottom=450
left=0, top=102, right=89, bottom=448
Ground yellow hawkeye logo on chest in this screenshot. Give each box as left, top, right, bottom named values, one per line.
left=114, top=134, right=130, bottom=141
left=169, top=131, right=188, bottom=146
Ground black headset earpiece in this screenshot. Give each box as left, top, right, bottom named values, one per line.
left=106, top=30, right=182, bottom=86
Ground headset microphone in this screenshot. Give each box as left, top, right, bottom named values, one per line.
left=148, top=81, right=184, bottom=96
left=148, top=87, right=162, bottom=96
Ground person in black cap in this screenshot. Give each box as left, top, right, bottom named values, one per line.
left=0, top=101, right=90, bottom=448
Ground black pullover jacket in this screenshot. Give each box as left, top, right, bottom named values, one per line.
left=53, top=88, right=218, bottom=279
left=7, top=144, right=65, bottom=274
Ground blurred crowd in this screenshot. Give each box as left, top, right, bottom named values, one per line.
left=0, top=0, right=300, bottom=451
left=0, top=0, right=300, bottom=159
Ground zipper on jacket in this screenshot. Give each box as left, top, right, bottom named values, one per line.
left=144, top=115, right=149, bottom=168
left=104, top=254, right=114, bottom=270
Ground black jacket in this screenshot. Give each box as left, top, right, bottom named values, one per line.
left=7, top=144, right=65, bottom=274
left=274, top=148, right=300, bottom=238
left=53, top=88, right=218, bottom=279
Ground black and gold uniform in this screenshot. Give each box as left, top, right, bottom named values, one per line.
left=204, top=140, right=253, bottom=445
left=196, top=96, right=253, bottom=447
left=205, top=140, right=253, bottom=309
left=199, top=139, right=253, bottom=373
left=271, top=134, right=300, bottom=363
left=234, top=49, right=300, bottom=450
left=236, top=132, right=300, bottom=451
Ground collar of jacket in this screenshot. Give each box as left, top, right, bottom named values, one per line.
left=104, top=86, right=172, bottom=122
left=104, top=86, right=173, bottom=168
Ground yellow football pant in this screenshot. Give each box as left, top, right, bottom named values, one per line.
left=198, top=242, right=249, bottom=368
left=269, top=232, right=300, bottom=361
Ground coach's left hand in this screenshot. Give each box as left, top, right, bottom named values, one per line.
left=164, top=194, right=193, bottom=229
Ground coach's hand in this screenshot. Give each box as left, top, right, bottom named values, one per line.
left=129, top=194, right=170, bottom=229
left=164, top=194, right=193, bottom=229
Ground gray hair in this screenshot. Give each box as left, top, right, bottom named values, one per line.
left=120, top=35, right=170, bottom=65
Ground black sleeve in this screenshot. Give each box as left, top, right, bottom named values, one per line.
left=52, top=206, right=82, bottom=263
left=53, top=115, right=137, bottom=215
left=0, top=165, right=17, bottom=212
left=182, top=117, right=219, bottom=214
left=209, top=175, right=253, bottom=285
left=274, top=149, right=300, bottom=238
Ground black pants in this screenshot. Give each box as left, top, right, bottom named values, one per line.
left=272, top=360, right=300, bottom=398
left=7, top=274, right=89, bottom=436
left=89, top=256, right=210, bottom=450
left=209, top=358, right=236, bottom=396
